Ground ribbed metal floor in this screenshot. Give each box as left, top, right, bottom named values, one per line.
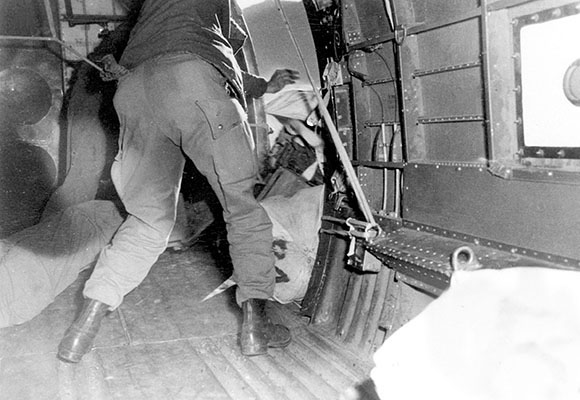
left=0, top=241, right=377, bottom=400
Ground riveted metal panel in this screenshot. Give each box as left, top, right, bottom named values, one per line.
left=349, top=44, right=400, bottom=163
left=332, top=84, right=356, bottom=159
left=357, top=166, right=398, bottom=213
left=416, top=18, right=481, bottom=70
left=423, top=122, right=487, bottom=162
left=401, top=0, right=480, bottom=25
left=342, top=0, right=392, bottom=47
left=403, top=163, right=580, bottom=260
left=399, top=15, right=487, bottom=162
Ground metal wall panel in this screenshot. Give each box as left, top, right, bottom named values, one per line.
left=358, top=166, right=398, bottom=213
left=423, top=123, right=487, bottom=162
left=416, top=19, right=481, bottom=69
left=404, top=0, right=479, bottom=25
left=404, top=163, right=580, bottom=260
left=400, top=16, right=486, bottom=162
left=342, top=0, right=392, bottom=47
left=332, top=84, right=356, bottom=159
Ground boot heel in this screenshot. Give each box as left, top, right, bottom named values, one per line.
left=240, top=329, right=268, bottom=356
left=57, top=347, right=83, bottom=363
left=240, top=299, right=291, bottom=356
left=57, top=299, right=109, bottom=363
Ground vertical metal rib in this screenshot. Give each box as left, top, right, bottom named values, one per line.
left=361, top=266, right=393, bottom=354
left=345, top=272, right=378, bottom=346
left=336, top=272, right=363, bottom=341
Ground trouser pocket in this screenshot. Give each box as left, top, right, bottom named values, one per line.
left=195, top=98, right=258, bottom=184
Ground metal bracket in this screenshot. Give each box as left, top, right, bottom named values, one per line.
left=394, top=25, right=407, bottom=45
left=346, top=217, right=382, bottom=241
left=62, top=0, right=126, bottom=27
left=487, top=161, right=513, bottom=179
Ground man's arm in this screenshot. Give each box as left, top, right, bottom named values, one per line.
left=243, top=69, right=300, bottom=98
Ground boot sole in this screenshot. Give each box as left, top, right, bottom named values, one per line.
left=241, top=343, right=268, bottom=356
left=57, top=348, right=83, bottom=363
left=267, top=335, right=292, bottom=349
left=241, top=334, right=292, bottom=356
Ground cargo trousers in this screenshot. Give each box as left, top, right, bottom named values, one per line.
left=83, top=53, right=275, bottom=308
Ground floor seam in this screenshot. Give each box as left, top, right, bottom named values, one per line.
left=92, top=332, right=240, bottom=350
left=115, top=307, right=133, bottom=346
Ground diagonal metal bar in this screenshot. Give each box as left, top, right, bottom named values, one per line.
left=273, top=0, right=377, bottom=226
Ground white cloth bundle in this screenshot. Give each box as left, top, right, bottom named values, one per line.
left=371, top=265, right=580, bottom=400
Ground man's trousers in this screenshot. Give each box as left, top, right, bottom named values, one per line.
left=83, top=53, right=275, bottom=308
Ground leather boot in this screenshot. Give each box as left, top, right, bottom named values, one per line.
left=57, top=298, right=109, bottom=363
left=240, top=298, right=291, bottom=356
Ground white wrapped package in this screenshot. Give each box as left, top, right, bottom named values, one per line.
left=371, top=266, right=580, bottom=400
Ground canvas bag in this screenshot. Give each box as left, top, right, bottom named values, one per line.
left=260, top=185, right=325, bottom=303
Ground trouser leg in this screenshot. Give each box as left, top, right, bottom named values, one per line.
left=163, top=57, right=275, bottom=304
left=200, top=143, right=275, bottom=304
left=83, top=61, right=185, bottom=309
left=59, top=55, right=185, bottom=363
left=183, top=96, right=275, bottom=303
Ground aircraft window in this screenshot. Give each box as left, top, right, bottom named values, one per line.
left=514, top=4, right=580, bottom=159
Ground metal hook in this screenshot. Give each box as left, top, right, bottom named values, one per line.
left=451, top=246, right=482, bottom=271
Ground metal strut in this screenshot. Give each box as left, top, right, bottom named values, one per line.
left=0, top=35, right=105, bottom=75
left=273, top=0, right=379, bottom=230
left=0, top=0, right=106, bottom=75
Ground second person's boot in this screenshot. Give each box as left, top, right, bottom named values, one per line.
left=57, top=298, right=109, bottom=363
left=240, top=298, right=291, bottom=356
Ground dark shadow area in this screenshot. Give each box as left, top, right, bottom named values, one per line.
left=43, top=5, right=142, bottom=217
left=0, top=0, right=64, bottom=237
left=357, top=378, right=381, bottom=400
left=0, top=125, right=56, bottom=237
left=181, top=159, right=234, bottom=280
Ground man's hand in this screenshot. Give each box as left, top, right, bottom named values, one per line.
left=266, top=69, right=300, bottom=94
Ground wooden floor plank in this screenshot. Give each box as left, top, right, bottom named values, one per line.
left=265, top=341, right=341, bottom=399
left=276, top=327, right=357, bottom=393
left=292, top=328, right=372, bottom=382
left=193, top=337, right=261, bottom=400
left=214, top=335, right=293, bottom=400
left=0, top=245, right=375, bottom=400
left=248, top=350, right=319, bottom=400
left=117, top=250, right=241, bottom=345
left=95, top=340, right=232, bottom=400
